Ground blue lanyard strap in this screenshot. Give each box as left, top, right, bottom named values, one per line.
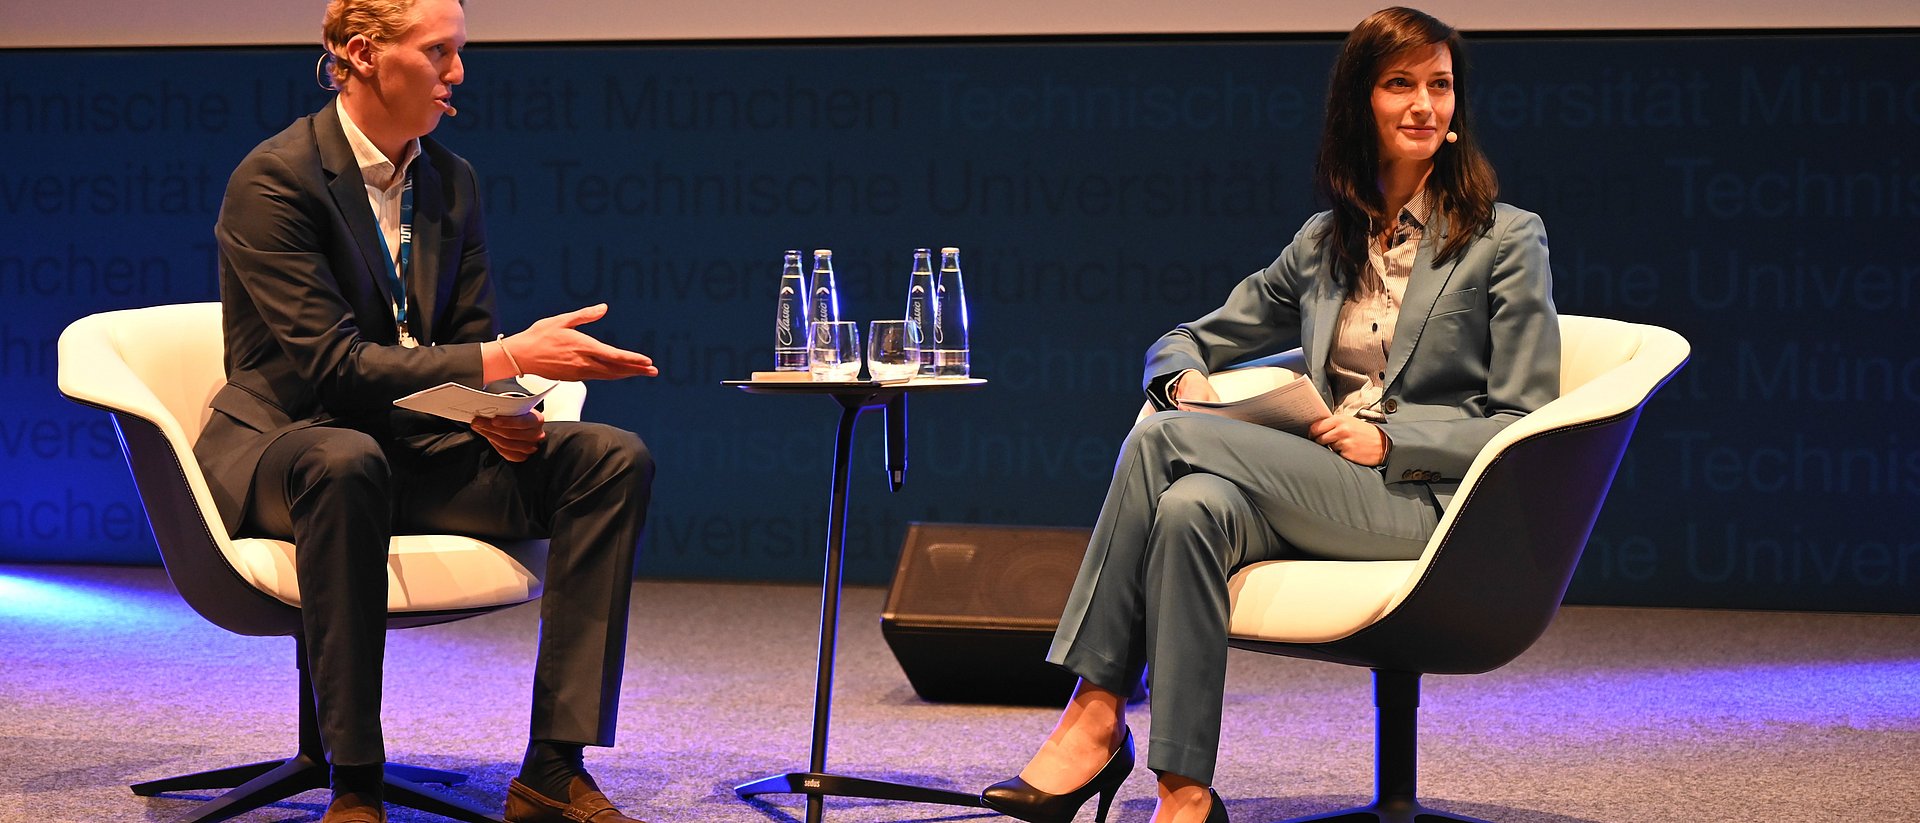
left=373, top=170, right=415, bottom=336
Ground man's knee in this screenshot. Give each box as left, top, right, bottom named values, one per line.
left=554, top=423, right=654, bottom=490
left=291, top=429, right=390, bottom=490
left=605, top=428, right=654, bottom=490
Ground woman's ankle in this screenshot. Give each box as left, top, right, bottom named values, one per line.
left=1058, top=679, right=1127, bottom=745
left=1150, top=772, right=1212, bottom=823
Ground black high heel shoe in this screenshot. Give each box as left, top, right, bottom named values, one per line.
left=981, top=726, right=1134, bottom=823
left=1206, top=788, right=1229, bottom=823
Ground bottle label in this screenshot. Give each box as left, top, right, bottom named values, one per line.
left=776, top=290, right=796, bottom=346
left=813, top=287, right=833, bottom=323
left=907, top=289, right=927, bottom=342
left=934, top=286, right=946, bottom=344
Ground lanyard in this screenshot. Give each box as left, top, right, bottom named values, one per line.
left=373, top=169, right=416, bottom=346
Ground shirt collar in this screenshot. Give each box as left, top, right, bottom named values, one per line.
left=335, top=97, right=420, bottom=191
left=1398, top=187, right=1431, bottom=233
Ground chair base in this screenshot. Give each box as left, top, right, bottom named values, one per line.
left=1280, top=800, right=1495, bottom=823
left=130, top=637, right=504, bottom=823
left=132, top=753, right=503, bottom=823
left=735, top=769, right=986, bottom=806
left=1276, top=671, right=1496, bottom=823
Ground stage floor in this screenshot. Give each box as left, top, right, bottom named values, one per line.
left=0, top=564, right=1914, bottom=822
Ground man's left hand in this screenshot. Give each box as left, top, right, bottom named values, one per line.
left=472, top=410, right=547, bottom=462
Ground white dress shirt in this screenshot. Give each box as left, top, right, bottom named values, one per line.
left=335, top=98, right=421, bottom=332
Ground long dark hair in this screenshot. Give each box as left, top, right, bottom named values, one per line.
left=1313, top=7, right=1497, bottom=292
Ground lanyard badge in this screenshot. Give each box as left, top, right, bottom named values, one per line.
left=375, top=170, right=418, bottom=348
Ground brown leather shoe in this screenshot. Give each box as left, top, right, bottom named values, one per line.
left=320, top=790, right=386, bottom=823
left=504, top=775, right=645, bottom=823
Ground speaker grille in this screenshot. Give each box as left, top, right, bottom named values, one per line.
left=882, top=522, right=1093, bottom=630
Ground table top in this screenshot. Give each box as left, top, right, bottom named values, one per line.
left=723, top=377, right=987, bottom=397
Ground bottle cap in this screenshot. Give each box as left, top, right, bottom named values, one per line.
left=785, top=249, right=800, bottom=255
left=914, top=248, right=931, bottom=254
left=814, top=249, right=832, bottom=256
left=940, top=247, right=959, bottom=254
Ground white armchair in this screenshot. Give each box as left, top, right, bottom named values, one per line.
left=56, top=301, right=587, bottom=823
left=1218, top=315, right=1689, bottom=822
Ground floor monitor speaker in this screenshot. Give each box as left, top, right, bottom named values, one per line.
left=881, top=522, right=1095, bottom=705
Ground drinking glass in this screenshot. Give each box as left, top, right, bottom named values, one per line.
left=867, top=320, right=921, bottom=381
left=808, top=321, right=862, bottom=382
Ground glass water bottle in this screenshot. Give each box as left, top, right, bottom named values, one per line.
left=773, top=250, right=808, bottom=371
left=904, top=248, right=937, bottom=376
left=932, top=246, right=969, bottom=377
left=810, top=249, right=840, bottom=327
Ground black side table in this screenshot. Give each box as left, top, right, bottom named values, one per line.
left=725, top=378, right=988, bottom=823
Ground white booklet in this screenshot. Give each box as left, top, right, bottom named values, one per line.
left=1175, top=367, right=1331, bottom=437
left=393, top=382, right=553, bottom=422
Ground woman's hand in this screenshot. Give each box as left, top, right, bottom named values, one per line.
left=1309, top=414, right=1389, bottom=467
left=1171, top=371, right=1219, bottom=403
left=471, top=410, right=547, bottom=462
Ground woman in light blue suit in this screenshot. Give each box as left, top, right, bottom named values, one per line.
left=981, top=8, right=1560, bottom=823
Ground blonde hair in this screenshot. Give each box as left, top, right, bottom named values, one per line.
left=321, top=0, right=459, bottom=87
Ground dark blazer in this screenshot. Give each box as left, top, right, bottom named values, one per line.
left=1144, top=204, right=1561, bottom=509
left=196, top=102, right=511, bottom=531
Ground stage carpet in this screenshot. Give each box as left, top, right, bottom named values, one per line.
left=0, top=564, right=1913, bottom=822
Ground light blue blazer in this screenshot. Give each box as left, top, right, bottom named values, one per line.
left=1144, top=203, right=1561, bottom=509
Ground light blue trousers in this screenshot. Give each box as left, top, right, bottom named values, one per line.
left=1048, top=412, right=1443, bottom=784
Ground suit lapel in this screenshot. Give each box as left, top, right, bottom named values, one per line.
left=1304, top=276, right=1343, bottom=400
left=315, top=103, right=395, bottom=340
left=1384, top=211, right=1461, bottom=388
left=410, top=147, right=446, bottom=345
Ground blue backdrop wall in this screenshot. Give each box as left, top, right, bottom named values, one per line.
left=2, top=32, right=1915, bottom=612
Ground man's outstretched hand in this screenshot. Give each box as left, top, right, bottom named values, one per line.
left=497, top=304, right=658, bottom=382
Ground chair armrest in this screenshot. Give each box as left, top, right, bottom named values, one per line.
left=514, top=374, right=588, bottom=423
left=1135, top=349, right=1308, bottom=423
left=58, top=313, right=185, bottom=442
left=1466, top=322, right=1689, bottom=472
left=1225, top=348, right=1308, bottom=373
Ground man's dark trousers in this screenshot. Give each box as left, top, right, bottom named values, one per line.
left=242, top=419, right=653, bottom=766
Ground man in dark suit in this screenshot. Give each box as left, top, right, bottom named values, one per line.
left=197, top=1, right=656, bottom=821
